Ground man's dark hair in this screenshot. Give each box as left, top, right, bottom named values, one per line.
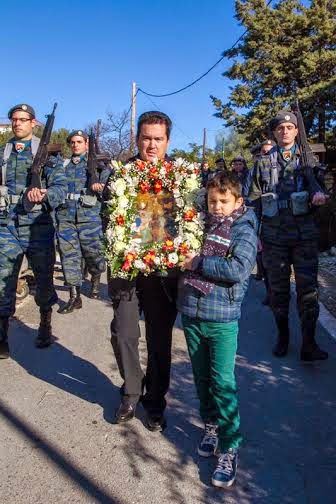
left=207, top=171, right=242, bottom=199
left=136, top=111, right=172, bottom=139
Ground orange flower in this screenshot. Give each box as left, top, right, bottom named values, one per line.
left=135, top=160, right=147, bottom=170
left=178, top=242, right=190, bottom=255
left=116, top=215, right=124, bottom=225
left=148, top=167, right=159, bottom=179
left=139, top=181, right=151, bottom=193
left=183, top=209, right=196, bottom=221
left=163, top=161, right=173, bottom=172
left=143, top=249, right=156, bottom=265
left=163, top=240, right=174, bottom=252
left=125, top=252, right=136, bottom=262
left=153, top=180, right=163, bottom=193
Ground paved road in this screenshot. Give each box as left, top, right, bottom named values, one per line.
left=0, top=268, right=335, bottom=504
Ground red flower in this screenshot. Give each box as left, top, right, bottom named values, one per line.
left=139, top=181, right=151, bottom=193
left=122, top=260, right=132, bottom=272
left=153, top=180, right=163, bottom=193
left=183, top=209, right=196, bottom=221
left=116, top=215, right=124, bottom=225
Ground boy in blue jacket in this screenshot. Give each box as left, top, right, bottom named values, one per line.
left=178, top=172, right=258, bottom=489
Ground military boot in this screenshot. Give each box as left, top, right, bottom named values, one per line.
left=300, top=319, right=328, bottom=362
left=89, top=274, right=101, bottom=299
left=35, top=309, right=53, bottom=348
left=0, top=317, right=9, bottom=359
left=272, top=317, right=289, bottom=357
left=58, top=286, right=82, bottom=314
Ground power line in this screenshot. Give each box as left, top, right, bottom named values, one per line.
left=137, top=0, right=274, bottom=98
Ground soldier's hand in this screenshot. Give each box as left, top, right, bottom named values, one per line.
left=26, top=188, right=47, bottom=203
left=312, top=191, right=329, bottom=206
left=91, top=183, right=104, bottom=193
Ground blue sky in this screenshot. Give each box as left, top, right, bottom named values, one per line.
left=1, top=0, right=243, bottom=151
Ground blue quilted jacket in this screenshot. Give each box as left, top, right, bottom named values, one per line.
left=177, top=208, right=258, bottom=323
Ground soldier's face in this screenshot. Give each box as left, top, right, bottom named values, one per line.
left=207, top=188, right=243, bottom=217
left=11, top=111, right=36, bottom=140
left=260, top=145, right=273, bottom=155
left=274, top=122, right=298, bottom=148
left=70, top=136, right=88, bottom=155
left=232, top=161, right=245, bottom=172
left=137, top=123, right=169, bottom=162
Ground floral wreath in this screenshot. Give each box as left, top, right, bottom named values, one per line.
left=104, top=158, right=205, bottom=279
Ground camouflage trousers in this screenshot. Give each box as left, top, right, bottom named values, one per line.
left=262, top=239, right=319, bottom=324
left=0, top=222, right=57, bottom=317
left=57, top=220, right=105, bottom=286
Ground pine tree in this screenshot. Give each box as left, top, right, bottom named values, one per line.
left=211, top=0, right=336, bottom=144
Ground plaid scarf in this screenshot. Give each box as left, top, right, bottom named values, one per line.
left=185, top=205, right=246, bottom=295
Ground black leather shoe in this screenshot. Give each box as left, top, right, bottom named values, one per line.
left=145, top=413, right=167, bottom=432
left=301, top=346, right=328, bottom=362
left=0, top=340, right=9, bottom=359
left=115, top=403, right=136, bottom=423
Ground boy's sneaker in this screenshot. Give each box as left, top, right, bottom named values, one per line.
left=211, top=448, right=238, bottom=488
left=197, top=423, right=218, bottom=457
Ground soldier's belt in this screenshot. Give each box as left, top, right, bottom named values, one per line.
left=66, top=193, right=81, bottom=201
left=278, top=200, right=290, bottom=209
left=9, top=195, right=21, bottom=204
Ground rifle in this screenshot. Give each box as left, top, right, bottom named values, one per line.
left=291, top=99, right=318, bottom=170
left=292, top=99, right=335, bottom=250
left=23, top=102, right=57, bottom=211
left=87, top=127, right=111, bottom=190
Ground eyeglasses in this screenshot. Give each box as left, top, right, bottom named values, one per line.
left=11, top=118, right=32, bottom=124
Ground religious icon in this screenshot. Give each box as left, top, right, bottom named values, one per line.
left=131, top=191, right=177, bottom=245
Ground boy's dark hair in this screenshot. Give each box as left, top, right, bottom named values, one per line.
left=207, top=171, right=242, bottom=199
left=136, top=111, right=172, bottom=140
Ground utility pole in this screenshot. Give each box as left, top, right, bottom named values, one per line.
left=130, top=81, right=137, bottom=155
left=202, top=127, right=207, bottom=163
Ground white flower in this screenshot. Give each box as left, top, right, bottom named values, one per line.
left=111, top=160, right=120, bottom=171
left=114, top=241, right=126, bottom=253
left=185, top=178, right=199, bottom=191
left=184, top=221, right=198, bottom=233
left=190, top=237, right=201, bottom=249
left=154, top=256, right=161, bottom=266
left=174, top=158, right=184, bottom=168
left=115, top=226, right=125, bottom=238
left=117, top=195, right=128, bottom=209
left=168, top=252, right=179, bottom=264
left=106, top=227, right=114, bottom=241
left=114, top=178, right=127, bottom=196
left=134, top=259, right=146, bottom=270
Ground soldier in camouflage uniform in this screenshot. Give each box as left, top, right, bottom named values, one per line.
left=0, top=103, right=67, bottom=359
left=249, top=111, right=328, bottom=361
left=56, top=130, right=109, bottom=314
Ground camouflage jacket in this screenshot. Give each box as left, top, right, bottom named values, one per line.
left=0, top=138, right=66, bottom=226
left=248, top=146, right=321, bottom=242
left=56, top=156, right=111, bottom=224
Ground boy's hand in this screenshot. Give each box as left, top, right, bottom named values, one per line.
left=180, top=252, right=197, bottom=271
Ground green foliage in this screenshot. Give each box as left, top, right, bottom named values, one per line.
left=211, top=0, right=336, bottom=143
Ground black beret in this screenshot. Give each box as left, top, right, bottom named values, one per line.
left=231, top=155, right=246, bottom=163
left=260, top=139, right=276, bottom=147
left=8, top=103, right=35, bottom=119
left=67, top=130, right=89, bottom=143
left=271, top=111, right=297, bottom=130
left=215, top=157, right=225, bottom=163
